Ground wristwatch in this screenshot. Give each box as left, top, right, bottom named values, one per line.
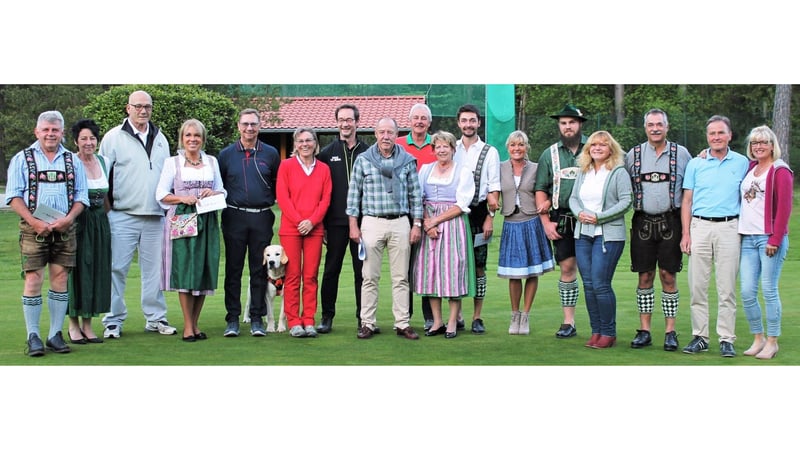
left=414, top=221, right=422, bottom=228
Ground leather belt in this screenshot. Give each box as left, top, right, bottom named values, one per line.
left=228, top=205, right=270, bottom=213
left=693, top=215, right=738, bottom=222
left=371, top=214, right=405, bottom=220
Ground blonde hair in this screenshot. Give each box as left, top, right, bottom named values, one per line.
left=578, top=130, right=625, bottom=172
left=431, top=130, right=457, bottom=155
left=291, top=127, right=320, bottom=156
left=505, top=130, right=530, bottom=158
left=745, top=125, right=782, bottom=161
left=177, top=119, right=207, bottom=150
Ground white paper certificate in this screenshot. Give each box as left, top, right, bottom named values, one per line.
left=32, top=203, right=66, bottom=224
left=195, top=194, right=227, bottom=214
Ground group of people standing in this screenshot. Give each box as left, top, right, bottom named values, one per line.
left=531, top=105, right=792, bottom=358
left=6, top=91, right=792, bottom=361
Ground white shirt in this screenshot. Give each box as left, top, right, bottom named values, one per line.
left=454, top=138, right=501, bottom=202
left=579, top=165, right=610, bottom=236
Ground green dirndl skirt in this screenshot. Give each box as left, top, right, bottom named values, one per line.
left=170, top=203, right=220, bottom=292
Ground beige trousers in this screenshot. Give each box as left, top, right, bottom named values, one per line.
left=359, top=216, right=411, bottom=330
left=687, top=218, right=740, bottom=343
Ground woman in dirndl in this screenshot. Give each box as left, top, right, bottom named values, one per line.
left=412, top=131, right=475, bottom=339
left=156, top=119, right=226, bottom=342
left=497, top=130, right=555, bottom=335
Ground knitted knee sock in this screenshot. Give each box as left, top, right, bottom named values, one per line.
left=22, top=295, right=43, bottom=336
left=559, top=280, right=579, bottom=307
left=475, top=275, right=487, bottom=299
left=662, top=291, right=679, bottom=318
left=48, top=290, right=69, bottom=339
left=636, top=287, right=655, bottom=314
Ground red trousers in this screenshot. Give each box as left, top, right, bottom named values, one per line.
left=280, top=233, right=323, bottom=328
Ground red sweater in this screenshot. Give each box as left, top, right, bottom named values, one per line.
left=276, top=156, right=332, bottom=236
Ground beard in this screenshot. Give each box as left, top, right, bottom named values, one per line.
left=561, top=132, right=582, bottom=149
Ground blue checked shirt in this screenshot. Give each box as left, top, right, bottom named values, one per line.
left=346, top=149, right=423, bottom=220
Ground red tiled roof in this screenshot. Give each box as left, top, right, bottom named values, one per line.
left=259, top=96, right=425, bottom=131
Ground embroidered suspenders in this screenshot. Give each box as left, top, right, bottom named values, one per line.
left=23, top=147, right=75, bottom=214
left=631, top=142, right=677, bottom=211
left=549, top=143, right=562, bottom=209
left=470, top=143, right=491, bottom=207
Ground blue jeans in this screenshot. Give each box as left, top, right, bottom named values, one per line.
left=739, top=234, right=788, bottom=337
left=575, top=236, right=625, bottom=337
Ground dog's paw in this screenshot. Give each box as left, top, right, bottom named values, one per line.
left=277, top=324, right=287, bottom=333
left=266, top=323, right=276, bottom=333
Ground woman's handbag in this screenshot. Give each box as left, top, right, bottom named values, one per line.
left=169, top=212, right=198, bottom=240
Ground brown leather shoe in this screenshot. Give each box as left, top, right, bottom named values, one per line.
left=357, top=326, right=374, bottom=339
left=592, top=335, right=616, bottom=349
left=396, top=326, right=419, bottom=340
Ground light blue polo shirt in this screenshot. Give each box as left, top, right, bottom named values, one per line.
left=683, top=147, right=749, bottom=217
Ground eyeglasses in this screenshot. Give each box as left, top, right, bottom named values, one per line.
left=129, top=104, right=153, bottom=111
left=751, top=140, right=771, bottom=146
left=295, top=138, right=315, bottom=144
left=240, top=122, right=260, bottom=129
left=337, top=118, right=355, bottom=124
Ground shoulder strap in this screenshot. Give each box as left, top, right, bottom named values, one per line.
left=668, top=142, right=677, bottom=210
left=632, top=144, right=643, bottom=210
left=23, top=148, right=38, bottom=213
left=470, top=144, right=491, bottom=206
left=549, top=143, right=562, bottom=209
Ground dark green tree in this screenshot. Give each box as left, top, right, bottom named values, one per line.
left=84, top=84, right=238, bottom=154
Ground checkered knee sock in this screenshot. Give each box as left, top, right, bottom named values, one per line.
left=662, top=291, right=679, bottom=318
left=48, top=290, right=69, bottom=339
left=559, top=280, right=579, bottom=307
left=636, top=287, right=655, bottom=314
left=22, top=295, right=43, bottom=336
left=475, top=275, right=487, bottom=299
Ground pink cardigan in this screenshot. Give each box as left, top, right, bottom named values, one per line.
left=748, top=159, right=794, bottom=246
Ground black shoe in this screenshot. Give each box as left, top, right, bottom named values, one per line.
left=720, top=341, right=736, bottom=357
left=46, top=331, right=71, bottom=354
left=316, top=316, right=333, bottom=334
left=630, top=329, right=652, bottom=348
left=456, top=319, right=465, bottom=330
left=682, top=336, right=709, bottom=354
left=425, top=325, right=446, bottom=337
left=423, top=319, right=434, bottom=332
left=445, top=331, right=457, bottom=339
left=664, top=331, right=678, bottom=351
left=555, top=323, right=577, bottom=339
left=26, top=333, right=45, bottom=357
left=471, top=319, right=485, bottom=334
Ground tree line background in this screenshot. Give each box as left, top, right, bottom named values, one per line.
left=0, top=84, right=794, bottom=184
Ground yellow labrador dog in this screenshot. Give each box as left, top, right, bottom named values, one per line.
left=243, top=244, right=288, bottom=333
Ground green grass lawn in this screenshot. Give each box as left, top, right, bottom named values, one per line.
left=2, top=202, right=799, bottom=367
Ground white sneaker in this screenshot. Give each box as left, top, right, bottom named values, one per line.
left=104, top=324, right=121, bottom=339
left=304, top=325, right=317, bottom=338
left=145, top=320, right=177, bottom=335
left=518, top=312, right=530, bottom=335
left=289, top=325, right=307, bottom=338
left=508, top=311, right=520, bottom=335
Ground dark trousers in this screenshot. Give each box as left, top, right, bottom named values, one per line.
left=319, top=224, right=363, bottom=322
left=221, top=208, right=274, bottom=323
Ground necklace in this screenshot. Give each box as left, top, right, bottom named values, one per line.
left=186, top=156, right=202, bottom=166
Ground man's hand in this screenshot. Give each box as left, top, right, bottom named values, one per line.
left=409, top=226, right=422, bottom=244
left=543, top=220, right=562, bottom=241
left=482, top=214, right=493, bottom=241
